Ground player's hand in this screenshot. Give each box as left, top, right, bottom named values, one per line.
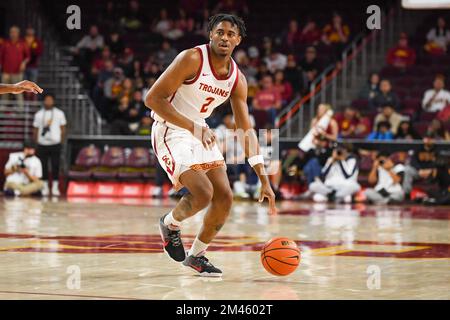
left=200, top=126, right=217, bottom=150
left=12, top=80, right=43, bottom=94
left=259, top=182, right=277, bottom=215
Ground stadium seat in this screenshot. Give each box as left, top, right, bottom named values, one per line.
left=92, top=146, right=125, bottom=180
left=68, top=145, right=102, bottom=180
left=118, top=147, right=153, bottom=180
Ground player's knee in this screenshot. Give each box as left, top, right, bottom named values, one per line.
left=192, top=184, right=214, bottom=209
left=213, top=187, right=233, bottom=211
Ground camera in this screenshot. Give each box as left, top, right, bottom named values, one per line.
left=379, top=159, right=385, bottom=165
left=41, top=126, right=50, bottom=136
left=17, top=158, right=26, bottom=169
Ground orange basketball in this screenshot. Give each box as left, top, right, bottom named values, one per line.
left=260, top=237, right=300, bottom=276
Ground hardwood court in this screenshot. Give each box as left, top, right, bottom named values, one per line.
left=0, top=197, right=448, bottom=300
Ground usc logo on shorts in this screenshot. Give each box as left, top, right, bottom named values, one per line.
left=162, top=155, right=174, bottom=175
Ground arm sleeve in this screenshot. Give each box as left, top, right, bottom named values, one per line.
left=60, top=111, right=67, bottom=126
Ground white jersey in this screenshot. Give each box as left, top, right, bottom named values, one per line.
left=151, top=44, right=239, bottom=129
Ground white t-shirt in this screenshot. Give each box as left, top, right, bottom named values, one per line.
left=4, top=152, right=43, bottom=185
left=422, top=89, right=450, bottom=112
left=322, top=156, right=359, bottom=184
left=375, top=164, right=404, bottom=194
left=33, top=107, right=67, bottom=145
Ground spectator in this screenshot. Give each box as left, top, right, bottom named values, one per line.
left=93, top=59, right=114, bottom=117
left=299, top=46, right=321, bottom=89
left=283, top=55, right=303, bottom=95
left=32, top=94, right=67, bottom=196
left=365, top=152, right=405, bottom=204
left=403, top=137, right=438, bottom=195
left=425, top=17, right=450, bottom=55
left=92, top=46, right=112, bottom=72
left=127, top=90, right=146, bottom=132
left=309, top=144, right=360, bottom=203
left=137, top=110, right=153, bottom=136
left=299, top=18, right=321, bottom=46
left=74, top=25, right=104, bottom=54
left=422, top=155, right=450, bottom=205
left=3, top=141, right=43, bottom=197
left=311, top=103, right=338, bottom=146
left=104, top=67, right=125, bottom=102
left=367, top=121, right=394, bottom=141
left=23, top=27, right=43, bottom=86
left=120, top=78, right=135, bottom=101
left=100, top=1, right=119, bottom=33
left=216, top=114, right=252, bottom=198
left=110, top=95, right=133, bottom=135
left=386, top=32, right=416, bottom=69
left=105, top=30, right=125, bottom=58
left=73, top=25, right=104, bottom=73
left=422, top=75, right=450, bottom=113
left=300, top=135, right=334, bottom=186
left=358, top=72, right=380, bottom=100
left=165, top=9, right=187, bottom=41
left=154, top=40, right=178, bottom=69
left=264, top=50, right=287, bottom=73
left=252, top=74, right=282, bottom=128
left=369, top=79, right=400, bottom=110
left=374, top=104, right=404, bottom=134
left=273, top=70, right=293, bottom=105
left=322, top=13, right=350, bottom=46
left=0, top=26, right=30, bottom=104
left=335, top=106, right=364, bottom=139
left=212, top=0, right=249, bottom=16
left=153, top=8, right=172, bottom=37
left=250, top=125, right=282, bottom=199
left=425, top=119, right=450, bottom=141
left=285, top=19, right=302, bottom=48
left=118, top=47, right=136, bottom=78
left=395, top=120, right=421, bottom=140
left=120, top=0, right=144, bottom=31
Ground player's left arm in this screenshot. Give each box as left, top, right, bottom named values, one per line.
left=230, top=70, right=277, bottom=214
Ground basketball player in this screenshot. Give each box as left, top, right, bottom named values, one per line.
left=0, top=80, right=43, bottom=95
left=145, top=14, right=277, bottom=277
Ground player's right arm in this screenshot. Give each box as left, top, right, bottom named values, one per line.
left=144, top=49, right=216, bottom=149
left=0, top=81, right=43, bottom=95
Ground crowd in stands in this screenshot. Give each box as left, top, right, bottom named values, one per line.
left=68, top=0, right=362, bottom=135
left=0, top=25, right=43, bottom=102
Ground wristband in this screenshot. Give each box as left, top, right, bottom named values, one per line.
left=248, top=155, right=264, bottom=167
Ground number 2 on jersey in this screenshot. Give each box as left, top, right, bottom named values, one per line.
left=200, top=97, right=215, bottom=113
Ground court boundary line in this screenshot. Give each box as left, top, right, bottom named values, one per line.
left=0, top=290, right=143, bottom=300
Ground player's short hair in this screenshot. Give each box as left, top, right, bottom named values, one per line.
left=208, top=13, right=247, bottom=38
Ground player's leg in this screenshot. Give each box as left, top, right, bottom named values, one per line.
left=183, top=166, right=232, bottom=277
left=159, top=168, right=213, bottom=262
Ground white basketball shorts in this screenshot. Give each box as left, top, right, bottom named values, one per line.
left=151, top=121, right=225, bottom=190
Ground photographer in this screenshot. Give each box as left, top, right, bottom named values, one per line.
left=3, top=141, right=43, bottom=196
left=32, top=94, right=67, bottom=196
left=364, top=152, right=405, bottom=204
left=309, top=144, right=360, bottom=203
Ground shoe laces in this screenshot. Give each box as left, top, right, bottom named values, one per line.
left=197, top=255, right=213, bottom=267
left=168, top=230, right=182, bottom=247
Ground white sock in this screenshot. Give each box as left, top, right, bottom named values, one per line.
left=163, top=211, right=181, bottom=230
left=188, top=237, right=208, bottom=257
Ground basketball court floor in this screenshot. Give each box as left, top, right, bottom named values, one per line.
left=0, top=197, right=448, bottom=300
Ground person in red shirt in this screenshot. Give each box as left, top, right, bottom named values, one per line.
left=0, top=26, right=30, bottom=103
left=300, top=19, right=322, bottom=46
left=24, top=27, right=43, bottom=85
left=273, top=70, right=293, bottom=105
left=335, top=106, right=372, bottom=138
left=386, top=33, right=416, bottom=69
left=252, top=74, right=282, bottom=128
left=285, top=19, right=302, bottom=48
